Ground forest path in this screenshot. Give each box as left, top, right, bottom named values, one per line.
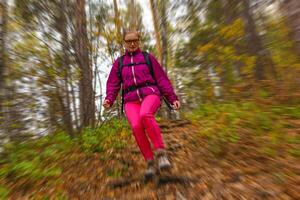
left=58, top=119, right=299, bottom=200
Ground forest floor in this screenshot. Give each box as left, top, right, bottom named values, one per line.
left=9, top=117, right=300, bottom=200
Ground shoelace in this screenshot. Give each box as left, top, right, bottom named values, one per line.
left=159, top=156, right=170, bottom=165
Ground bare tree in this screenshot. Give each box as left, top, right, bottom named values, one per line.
left=0, top=0, right=7, bottom=123
left=149, top=0, right=162, bottom=63
left=242, top=0, right=272, bottom=80
left=281, top=0, right=300, bottom=54
left=74, top=0, right=95, bottom=128
left=113, top=0, right=124, bottom=54
left=57, top=0, right=74, bottom=135
left=160, top=0, right=168, bottom=73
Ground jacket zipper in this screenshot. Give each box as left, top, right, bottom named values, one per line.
left=148, top=86, right=155, bottom=92
left=131, top=54, right=142, bottom=101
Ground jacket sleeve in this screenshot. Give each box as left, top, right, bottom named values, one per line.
left=149, top=53, right=178, bottom=104
left=105, top=58, right=121, bottom=106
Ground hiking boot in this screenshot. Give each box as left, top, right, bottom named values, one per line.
left=156, top=149, right=171, bottom=171
left=144, top=160, right=156, bottom=180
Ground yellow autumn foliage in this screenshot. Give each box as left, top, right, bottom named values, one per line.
left=219, top=19, right=244, bottom=41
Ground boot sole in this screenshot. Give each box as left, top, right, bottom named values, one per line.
left=159, top=164, right=171, bottom=171
left=144, top=172, right=155, bottom=181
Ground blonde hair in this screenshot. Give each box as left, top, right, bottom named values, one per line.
left=123, top=30, right=140, bottom=40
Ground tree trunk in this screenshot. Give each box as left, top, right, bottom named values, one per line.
left=149, top=0, right=162, bottom=63
left=281, top=0, right=300, bottom=54
left=113, top=0, right=124, bottom=54
left=58, top=0, right=74, bottom=136
left=75, top=0, right=95, bottom=129
left=241, top=0, right=265, bottom=80
left=113, top=0, right=125, bottom=119
left=160, top=0, right=173, bottom=118
left=242, top=0, right=278, bottom=80
left=160, top=0, right=168, bottom=73
left=0, top=0, right=7, bottom=130
left=43, top=40, right=70, bottom=134
left=129, top=0, right=138, bottom=30
left=70, top=71, right=79, bottom=130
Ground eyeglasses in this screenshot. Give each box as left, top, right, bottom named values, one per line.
left=124, top=39, right=139, bottom=44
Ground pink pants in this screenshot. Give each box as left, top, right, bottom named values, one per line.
left=124, top=94, right=165, bottom=161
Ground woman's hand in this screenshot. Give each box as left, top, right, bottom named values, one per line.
left=172, top=100, right=181, bottom=110
left=103, top=99, right=111, bottom=109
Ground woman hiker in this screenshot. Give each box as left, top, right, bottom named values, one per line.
left=103, top=30, right=181, bottom=179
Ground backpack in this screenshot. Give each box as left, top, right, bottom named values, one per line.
left=117, top=51, right=173, bottom=114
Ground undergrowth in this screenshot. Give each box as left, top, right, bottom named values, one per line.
left=184, top=102, right=300, bottom=157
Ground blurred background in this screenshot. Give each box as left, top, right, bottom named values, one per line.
left=0, top=0, right=299, bottom=199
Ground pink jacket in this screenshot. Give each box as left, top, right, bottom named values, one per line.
left=105, top=48, right=178, bottom=106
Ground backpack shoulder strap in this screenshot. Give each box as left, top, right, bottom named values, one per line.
left=117, top=55, right=125, bottom=115
left=117, top=55, right=125, bottom=83
left=142, top=51, right=173, bottom=110
left=142, top=51, right=156, bottom=83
